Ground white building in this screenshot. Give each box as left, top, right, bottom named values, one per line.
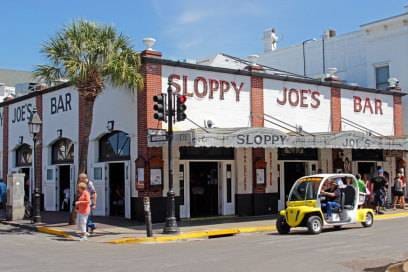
left=200, top=7, right=408, bottom=134
left=254, top=7, right=408, bottom=133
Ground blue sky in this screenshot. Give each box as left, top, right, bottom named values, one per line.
left=1, top=0, right=407, bottom=71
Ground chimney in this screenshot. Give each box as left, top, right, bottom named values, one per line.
left=263, top=28, right=278, bottom=52
left=323, top=29, right=336, bottom=39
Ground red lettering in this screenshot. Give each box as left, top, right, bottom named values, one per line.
left=169, top=74, right=181, bottom=93
left=363, top=98, right=373, bottom=114
left=375, top=99, right=383, bottom=115
left=300, top=89, right=309, bottom=108
left=208, top=79, right=219, bottom=99
left=220, top=80, right=230, bottom=100
left=183, top=75, right=193, bottom=97
left=353, top=96, right=362, bottom=112
left=194, top=77, right=208, bottom=98
left=311, top=91, right=320, bottom=108
left=288, top=88, right=299, bottom=106
left=231, top=82, right=243, bottom=102
left=276, top=88, right=287, bottom=105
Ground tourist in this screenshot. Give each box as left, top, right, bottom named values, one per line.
left=75, top=182, right=91, bottom=241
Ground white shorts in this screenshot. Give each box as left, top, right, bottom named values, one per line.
left=77, top=213, right=89, bottom=233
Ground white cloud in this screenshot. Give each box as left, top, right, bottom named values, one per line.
left=178, top=10, right=208, bottom=24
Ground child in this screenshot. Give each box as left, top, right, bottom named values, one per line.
left=75, top=182, right=90, bottom=241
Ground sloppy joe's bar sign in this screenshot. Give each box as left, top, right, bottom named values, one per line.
left=168, top=74, right=244, bottom=102
left=148, top=128, right=407, bottom=151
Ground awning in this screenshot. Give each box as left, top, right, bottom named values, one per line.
left=148, top=127, right=408, bottom=151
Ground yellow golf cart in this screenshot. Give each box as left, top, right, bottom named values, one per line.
left=276, top=174, right=374, bottom=235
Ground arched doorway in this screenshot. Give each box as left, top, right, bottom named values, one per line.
left=51, top=138, right=74, bottom=211
left=15, top=144, right=32, bottom=201
left=99, top=131, right=130, bottom=217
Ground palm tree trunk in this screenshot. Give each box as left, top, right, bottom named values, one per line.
left=69, top=91, right=96, bottom=224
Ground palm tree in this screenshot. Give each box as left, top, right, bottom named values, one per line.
left=34, top=20, right=143, bottom=222
left=34, top=20, right=143, bottom=174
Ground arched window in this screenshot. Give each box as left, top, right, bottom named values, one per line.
left=52, top=138, right=74, bottom=164
left=16, top=144, right=32, bottom=167
left=99, top=131, right=130, bottom=162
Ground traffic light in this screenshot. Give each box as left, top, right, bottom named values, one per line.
left=153, top=94, right=166, bottom=122
left=176, top=95, right=187, bottom=122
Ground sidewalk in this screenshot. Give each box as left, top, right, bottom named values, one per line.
left=1, top=209, right=408, bottom=244
left=0, top=211, right=278, bottom=242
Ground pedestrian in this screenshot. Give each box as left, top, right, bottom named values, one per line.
left=0, top=179, right=6, bottom=210
left=371, top=167, right=388, bottom=215
left=393, top=171, right=405, bottom=209
left=78, top=173, right=97, bottom=233
left=356, top=174, right=367, bottom=207
left=75, top=182, right=91, bottom=241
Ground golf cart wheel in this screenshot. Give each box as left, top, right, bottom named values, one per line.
left=276, top=215, right=291, bottom=234
left=307, top=216, right=323, bottom=234
left=361, top=212, right=374, bottom=228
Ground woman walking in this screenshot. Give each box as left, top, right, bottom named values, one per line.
left=393, top=172, right=405, bottom=209
left=75, top=182, right=91, bottom=241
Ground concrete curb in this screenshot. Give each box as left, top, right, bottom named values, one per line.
left=0, top=220, right=73, bottom=239
left=2, top=211, right=408, bottom=244
left=386, top=260, right=408, bottom=272
left=107, top=226, right=276, bottom=245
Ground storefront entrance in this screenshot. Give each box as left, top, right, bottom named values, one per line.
left=20, top=167, right=31, bottom=201
left=357, top=162, right=377, bottom=180
left=58, top=165, right=71, bottom=211
left=189, top=162, right=219, bottom=217
left=283, top=162, right=306, bottom=200
left=108, top=163, right=125, bottom=217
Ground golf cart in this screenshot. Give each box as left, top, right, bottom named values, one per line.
left=276, top=174, right=374, bottom=235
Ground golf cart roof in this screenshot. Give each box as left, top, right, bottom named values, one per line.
left=302, top=173, right=356, bottom=181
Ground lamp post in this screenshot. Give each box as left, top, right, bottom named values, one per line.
left=163, top=79, right=179, bottom=234
left=302, top=38, right=316, bottom=76
left=28, top=108, right=42, bottom=223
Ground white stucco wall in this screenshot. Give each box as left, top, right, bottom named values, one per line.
left=341, top=89, right=394, bottom=135
left=42, top=87, right=79, bottom=167
left=162, top=65, right=251, bottom=130
left=8, top=97, right=36, bottom=171
left=263, top=80, right=331, bottom=133
left=89, top=84, right=138, bottom=196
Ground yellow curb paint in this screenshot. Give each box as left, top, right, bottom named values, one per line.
left=107, top=227, right=274, bottom=244
left=375, top=212, right=408, bottom=221
left=106, top=212, right=408, bottom=245
left=36, top=226, right=73, bottom=239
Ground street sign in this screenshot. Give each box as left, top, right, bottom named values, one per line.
left=148, top=128, right=167, bottom=136
left=150, top=134, right=168, bottom=142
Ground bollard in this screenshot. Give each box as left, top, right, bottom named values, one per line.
left=144, top=196, right=153, bottom=237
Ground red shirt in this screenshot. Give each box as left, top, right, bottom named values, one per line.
left=76, top=191, right=90, bottom=215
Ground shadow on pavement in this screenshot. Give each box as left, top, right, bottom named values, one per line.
left=0, top=225, right=35, bottom=235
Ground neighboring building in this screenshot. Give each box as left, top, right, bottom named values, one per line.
left=0, top=47, right=406, bottom=222
left=252, top=7, right=408, bottom=133
left=0, top=68, right=36, bottom=101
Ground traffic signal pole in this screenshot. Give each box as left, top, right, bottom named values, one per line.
left=163, top=79, right=179, bottom=234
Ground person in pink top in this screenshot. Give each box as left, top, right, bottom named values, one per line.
left=75, top=182, right=91, bottom=241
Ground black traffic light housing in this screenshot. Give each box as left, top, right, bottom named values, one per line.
left=153, top=94, right=166, bottom=122
left=176, top=95, right=187, bottom=122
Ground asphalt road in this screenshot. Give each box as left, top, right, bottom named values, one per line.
left=1, top=218, right=407, bottom=272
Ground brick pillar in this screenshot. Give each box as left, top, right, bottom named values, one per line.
left=248, top=65, right=264, bottom=127
left=330, top=87, right=341, bottom=133
left=138, top=50, right=163, bottom=196
left=35, top=95, right=43, bottom=193
left=393, top=95, right=404, bottom=137
left=2, top=106, right=8, bottom=181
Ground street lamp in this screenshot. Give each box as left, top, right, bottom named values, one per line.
left=302, top=38, right=317, bottom=76
left=28, top=108, right=42, bottom=223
